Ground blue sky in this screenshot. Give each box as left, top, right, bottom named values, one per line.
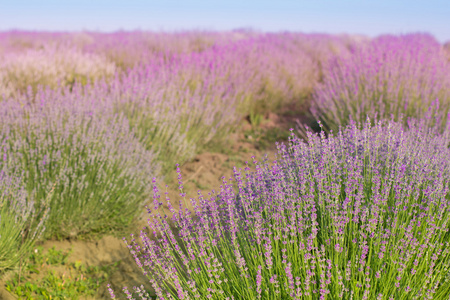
left=0, top=0, right=449, bottom=42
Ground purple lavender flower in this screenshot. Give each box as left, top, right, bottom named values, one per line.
left=312, top=33, right=450, bottom=133
left=0, top=89, right=160, bottom=239
left=115, top=119, right=450, bottom=299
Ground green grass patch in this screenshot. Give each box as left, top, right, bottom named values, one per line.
left=243, top=126, right=292, bottom=150
left=5, top=246, right=119, bottom=300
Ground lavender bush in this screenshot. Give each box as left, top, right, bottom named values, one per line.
left=0, top=44, right=116, bottom=98
left=82, top=31, right=239, bottom=71
left=291, top=33, right=360, bottom=83
left=114, top=33, right=321, bottom=172
left=226, top=34, right=318, bottom=115
left=0, top=93, right=160, bottom=239
left=0, top=168, right=46, bottom=273
left=115, top=119, right=450, bottom=299
left=1, top=31, right=329, bottom=174
left=312, top=33, right=450, bottom=133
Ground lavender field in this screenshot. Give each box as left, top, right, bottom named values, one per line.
left=0, top=30, right=450, bottom=299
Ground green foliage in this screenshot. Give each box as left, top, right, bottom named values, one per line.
left=0, top=173, right=47, bottom=274
left=244, top=126, right=291, bottom=150
left=116, top=102, right=195, bottom=175
left=117, top=99, right=235, bottom=176
left=0, top=209, right=34, bottom=273
left=249, top=111, right=264, bottom=127
left=1, top=112, right=158, bottom=241
left=5, top=246, right=118, bottom=300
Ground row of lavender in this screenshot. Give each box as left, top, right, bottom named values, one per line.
left=312, top=34, right=450, bottom=133
left=120, top=119, right=450, bottom=299
left=113, top=34, right=450, bottom=299
left=0, top=31, right=450, bottom=298
left=0, top=31, right=348, bottom=273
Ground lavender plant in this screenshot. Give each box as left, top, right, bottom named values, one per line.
left=111, top=34, right=320, bottom=174
left=1, top=31, right=330, bottom=175
left=229, top=34, right=318, bottom=115
left=0, top=44, right=116, bottom=98
left=311, top=33, right=450, bottom=133
left=0, top=94, right=160, bottom=239
left=82, top=31, right=236, bottom=71
left=0, top=167, right=46, bottom=273
left=115, top=119, right=450, bottom=299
